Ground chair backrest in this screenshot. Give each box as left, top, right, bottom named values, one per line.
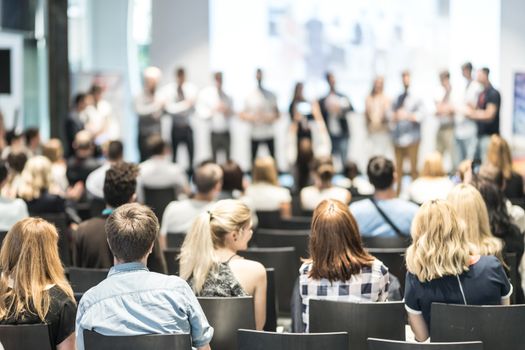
left=167, top=232, right=186, bottom=249
left=503, top=252, right=517, bottom=304
left=361, top=235, right=411, bottom=249
left=264, top=268, right=278, bottom=332
left=309, top=300, right=405, bottom=350
left=368, top=248, right=407, bottom=295
left=255, top=229, right=310, bottom=260
left=367, top=338, right=483, bottom=350
left=280, top=216, right=312, bottom=230
left=83, top=330, right=192, bottom=350
left=0, top=231, right=7, bottom=248
left=240, top=247, right=299, bottom=314
left=68, top=267, right=109, bottom=293
left=238, top=329, right=349, bottom=350
left=164, top=248, right=181, bottom=275
left=40, top=212, right=71, bottom=266
left=0, top=324, right=53, bottom=350
left=430, top=303, right=525, bottom=350
left=143, top=186, right=177, bottom=222
left=256, top=210, right=282, bottom=229
left=198, top=296, right=255, bottom=350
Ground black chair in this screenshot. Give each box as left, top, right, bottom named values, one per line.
left=143, top=186, right=177, bottom=222
left=68, top=267, right=109, bottom=293
left=309, top=300, right=405, bottom=350
left=40, top=212, right=71, bottom=266
left=198, top=296, right=255, bottom=350
left=0, top=231, right=7, bottom=247
left=255, top=229, right=310, bottom=260
left=74, top=292, right=84, bottom=303
left=503, top=252, right=518, bottom=304
left=280, top=216, right=311, bottom=230
left=367, top=338, right=483, bottom=350
left=256, top=210, right=282, bottom=229
left=0, top=324, right=53, bottom=350
left=240, top=247, right=299, bottom=314
left=430, top=303, right=525, bottom=350
left=361, top=235, right=411, bottom=249
left=83, top=330, right=192, bottom=350
left=368, top=248, right=407, bottom=295
left=238, top=329, right=349, bottom=350
left=164, top=248, right=181, bottom=275
left=167, top=232, right=186, bottom=248
left=264, top=268, right=278, bottom=332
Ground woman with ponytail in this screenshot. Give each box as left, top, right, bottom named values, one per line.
left=179, top=199, right=267, bottom=330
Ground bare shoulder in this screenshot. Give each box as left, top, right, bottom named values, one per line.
left=232, top=257, right=266, bottom=276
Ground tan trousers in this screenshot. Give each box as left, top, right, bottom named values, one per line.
left=394, top=142, right=420, bottom=195
left=436, top=126, right=455, bottom=167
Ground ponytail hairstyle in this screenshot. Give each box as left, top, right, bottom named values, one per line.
left=179, top=199, right=252, bottom=294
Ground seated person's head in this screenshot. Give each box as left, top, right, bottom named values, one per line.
left=344, top=160, right=359, bottom=181
left=73, top=130, right=95, bottom=158
left=406, top=200, right=470, bottom=282
left=471, top=178, right=510, bottom=238
left=252, top=157, right=278, bottom=186
left=5, top=130, right=23, bottom=148
left=42, top=139, right=64, bottom=163
left=221, top=160, right=244, bottom=193
left=6, top=151, right=28, bottom=174
left=486, top=134, right=513, bottom=179
left=105, top=203, right=159, bottom=264
left=146, top=134, right=168, bottom=158
left=309, top=199, right=373, bottom=281
left=180, top=199, right=252, bottom=293
left=477, top=163, right=505, bottom=190
left=103, top=162, right=139, bottom=208
left=315, top=162, right=335, bottom=187
left=18, top=156, right=54, bottom=201
left=103, top=140, right=124, bottom=162
left=421, top=152, right=446, bottom=178
left=367, top=156, right=395, bottom=191
left=193, top=162, right=223, bottom=196
left=24, top=128, right=40, bottom=150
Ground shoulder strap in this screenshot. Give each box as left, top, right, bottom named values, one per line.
left=369, top=198, right=405, bottom=237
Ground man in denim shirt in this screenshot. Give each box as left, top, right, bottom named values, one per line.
left=75, top=203, right=213, bottom=350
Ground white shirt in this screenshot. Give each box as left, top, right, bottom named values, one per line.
left=137, top=156, right=188, bottom=203
left=434, top=86, right=455, bottom=128
left=85, top=163, right=111, bottom=199
left=244, top=87, right=278, bottom=140
left=0, top=197, right=29, bottom=231
left=51, top=163, right=69, bottom=193
left=300, top=186, right=350, bottom=211
left=160, top=199, right=214, bottom=235
left=455, top=80, right=482, bottom=139
left=196, top=86, right=233, bottom=133
left=408, top=177, right=455, bottom=205
left=134, top=90, right=164, bottom=119
left=160, top=82, right=198, bottom=125
left=245, top=183, right=292, bottom=211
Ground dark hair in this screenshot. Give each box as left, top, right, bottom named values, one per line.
left=107, top=141, right=124, bottom=161
left=193, top=163, right=223, bottom=194
left=325, top=71, right=334, bottom=82
left=175, top=67, right=185, bottom=77
left=146, top=134, right=166, bottom=157
left=367, top=156, right=394, bottom=190
left=295, top=139, right=314, bottom=190
left=24, top=128, right=40, bottom=145
left=0, top=161, right=7, bottom=183
left=106, top=203, right=159, bottom=262
left=5, top=130, right=22, bottom=146
left=73, top=93, right=86, bottom=108
left=317, top=163, right=335, bottom=184
left=293, top=82, right=304, bottom=101
left=461, top=62, right=473, bottom=72
left=344, top=160, right=359, bottom=180
left=308, top=199, right=373, bottom=282
left=482, top=67, right=490, bottom=76
left=7, top=151, right=28, bottom=173
left=89, top=84, right=102, bottom=95
left=103, top=162, right=139, bottom=208
left=221, top=160, right=243, bottom=193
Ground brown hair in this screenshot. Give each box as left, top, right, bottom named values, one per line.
left=42, top=139, right=64, bottom=163
left=486, top=134, right=514, bottom=179
left=252, top=157, right=278, bottom=186
left=421, top=152, right=446, bottom=177
left=308, top=199, right=374, bottom=282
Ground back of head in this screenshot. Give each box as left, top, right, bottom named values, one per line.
left=367, top=156, right=394, bottom=190
left=406, top=200, right=470, bottom=282
left=5, top=130, right=22, bottom=146
left=24, top=128, right=40, bottom=145
left=344, top=161, right=359, bottom=180
left=194, top=162, right=223, bottom=195
left=309, top=199, right=373, bottom=282
left=106, top=203, right=159, bottom=263
left=42, top=139, right=64, bottom=163
left=0, top=218, right=73, bottom=321
left=180, top=199, right=251, bottom=293
left=106, top=140, right=124, bottom=162
left=6, top=151, right=27, bottom=174
left=316, top=162, right=335, bottom=185
left=73, top=130, right=94, bottom=157
left=252, top=157, right=278, bottom=186
left=421, top=152, right=446, bottom=178
left=221, top=160, right=244, bottom=193
left=478, top=163, right=504, bottom=189
left=103, top=162, right=139, bottom=208
left=146, top=134, right=166, bottom=157
left=486, top=134, right=513, bottom=179
left=18, top=155, right=53, bottom=201
left=472, top=179, right=513, bottom=238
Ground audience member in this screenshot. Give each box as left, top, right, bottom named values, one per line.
left=66, top=131, right=101, bottom=192
left=365, top=76, right=392, bottom=158
left=43, top=139, right=70, bottom=193
left=0, top=160, right=28, bottom=231
left=336, top=160, right=375, bottom=196
left=245, top=156, right=292, bottom=218
left=293, top=138, right=315, bottom=192
left=85, top=140, right=124, bottom=199
left=1, top=131, right=26, bottom=160
left=0, top=218, right=76, bottom=350
left=219, top=160, right=246, bottom=200
left=350, top=156, right=419, bottom=237
left=1, top=151, right=27, bottom=198
left=24, top=127, right=41, bottom=156
left=180, top=199, right=267, bottom=330
left=300, top=161, right=351, bottom=211
left=75, top=203, right=213, bottom=350
left=160, top=162, right=223, bottom=247
left=300, top=199, right=389, bottom=331
left=408, top=152, right=454, bottom=204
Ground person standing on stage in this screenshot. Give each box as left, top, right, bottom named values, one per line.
left=365, top=76, right=392, bottom=158
left=134, top=66, right=164, bottom=162
left=196, top=72, right=234, bottom=162
left=319, top=72, right=353, bottom=167
left=434, top=70, right=455, bottom=168
left=391, top=70, right=424, bottom=194
left=161, top=67, right=198, bottom=169
left=241, top=68, right=279, bottom=162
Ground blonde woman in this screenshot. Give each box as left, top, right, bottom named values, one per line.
left=486, top=134, right=524, bottom=200
left=408, top=152, right=454, bottom=204
left=179, top=199, right=267, bottom=330
left=447, top=184, right=503, bottom=258
left=0, top=218, right=76, bottom=349
left=245, top=156, right=292, bottom=218
left=405, top=200, right=511, bottom=342
left=42, top=139, right=69, bottom=193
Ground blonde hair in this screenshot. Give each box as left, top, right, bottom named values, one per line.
left=406, top=200, right=471, bottom=282
left=17, top=156, right=56, bottom=201
left=42, top=139, right=64, bottom=163
left=0, top=218, right=74, bottom=321
left=447, top=184, right=503, bottom=257
left=252, top=157, right=278, bottom=186
left=179, top=199, right=252, bottom=294
left=487, top=134, right=513, bottom=179
left=421, top=152, right=446, bottom=177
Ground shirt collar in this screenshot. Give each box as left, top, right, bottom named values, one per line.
left=108, top=262, right=149, bottom=277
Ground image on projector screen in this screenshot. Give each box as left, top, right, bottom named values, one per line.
left=0, top=49, right=11, bottom=94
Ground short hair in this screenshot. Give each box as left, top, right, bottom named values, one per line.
left=146, top=134, right=166, bottom=157
left=221, top=160, right=244, bottom=192
left=106, top=203, right=159, bottom=262
left=5, top=130, right=22, bottom=146
left=316, top=162, right=335, bottom=184
left=0, top=160, right=7, bottom=183
left=461, top=62, right=473, bottom=72
left=73, top=93, right=86, bottom=107
left=89, top=84, right=103, bottom=95
left=107, top=140, right=124, bottom=161
left=7, top=151, right=28, bottom=173
left=401, top=69, right=410, bottom=78
left=24, top=128, right=40, bottom=145
left=367, top=156, right=394, bottom=190
left=175, top=67, right=185, bottom=77
left=344, top=160, right=359, bottom=180
left=482, top=67, right=490, bottom=76
left=193, top=163, right=223, bottom=194
left=324, top=71, right=333, bottom=81
left=103, top=162, right=139, bottom=208
left=439, top=70, right=450, bottom=81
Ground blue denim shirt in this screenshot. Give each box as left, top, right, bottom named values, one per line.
left=75, top=262, right=213, bottom=350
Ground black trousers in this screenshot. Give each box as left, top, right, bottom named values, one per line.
left=251, top=138, right=275, bottom=162
left=211, top=131, right=231, bottom=162
left=171, top=124, right=194, bottom=169
left=138, top=116, right=161, bottom=162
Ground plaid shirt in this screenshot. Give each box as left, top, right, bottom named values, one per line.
left=299, top=259, right=389, bottom=331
